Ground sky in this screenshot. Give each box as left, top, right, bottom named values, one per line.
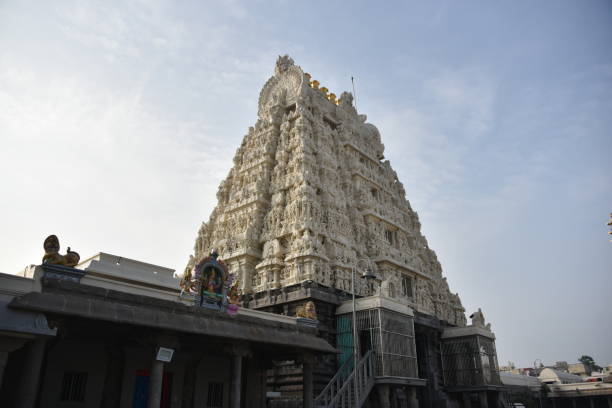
left=0, top=0, right=611, bottom=369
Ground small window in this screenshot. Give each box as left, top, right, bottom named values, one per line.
left=207, top=382, right=224, bottom=408
left=388, top=282, right=396, bottom=298
left=402, top=276, right=413, bottom=298
left=384, top=229, right=394, bottom=245
left=60, top=371, right=88, bottom=402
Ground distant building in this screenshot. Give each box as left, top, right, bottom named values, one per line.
left=538, top=368, right=583, bottom=385
left=547, top=381, right=612, bottom=407
left=554, top=361, right=569, bottom=372
left=567, top=362, right=589, bottom=377
left=499, top=365, right=536, bottom=377
left=499, top=369, right=612, bottom=407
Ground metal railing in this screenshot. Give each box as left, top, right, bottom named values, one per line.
left=314, top=351, right=375, bottom=408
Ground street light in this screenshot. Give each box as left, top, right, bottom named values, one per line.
left=533, top=359, right=543, bottom=375
left=534, top=359, right=544, bottom=408
left=351, top=258, right=377, bottom=363
left=349, top=258, right=377, bottom=406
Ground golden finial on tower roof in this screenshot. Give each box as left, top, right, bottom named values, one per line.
left=328, top=93, right=337, bottom=104
left=310, top=79, right=319, bottom=89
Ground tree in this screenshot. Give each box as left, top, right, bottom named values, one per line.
left=578, top=355, right=602, bottom=374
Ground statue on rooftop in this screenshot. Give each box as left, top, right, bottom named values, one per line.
left=469, top=308, right=488, bottom=329
left=42, top=235, right=80, bottom=267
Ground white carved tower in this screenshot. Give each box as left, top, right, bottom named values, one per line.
left=187, top=55, right=466, bottom=327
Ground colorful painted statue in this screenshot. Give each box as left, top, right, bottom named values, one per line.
left=179, top=250, right=240, bottom=315
left=228, top=281, right=241, bottom=305
left=42, top=235, right=80, bottom=267
left=296, top=301, right=317, bottom=320
left=179, top=265, right=196, bottom=293
left=227, top=280, right=241, bottom=315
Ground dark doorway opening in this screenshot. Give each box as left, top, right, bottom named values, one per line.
left=359, top=329, right=372, bottom=357
left=132, top=370, right=173, bottom=408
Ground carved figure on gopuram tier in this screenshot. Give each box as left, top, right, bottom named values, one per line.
left=275, top=54, right=294, bottom=75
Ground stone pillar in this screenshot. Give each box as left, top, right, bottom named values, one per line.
left=408, top=387, right=419, bottom=408
left=551, top=398, right=558, bottom=408
left=571, top=398, right=577, bottom=408
left=590, top=398, right=595, bottom=408
left=478, top=391, right=488, bottom=408
left=377, top=384, right=391, bottom=408
left=148, top=359, right=164, bottom=408
left=226, top=344, right=250, bottom=408
left=302, top=354, right=315, bottom=408
left=0, top=336, right=30, bottom=396
left=240, top=260, right=254, bottom=294
left=0, top=351, right=8, bottom=389
left=607, top=397, right=612, bottom=408
left=16, top=338, right=46, bottom=408
left=462, top=392, right=472, bottom=408
left=273, top=266, right=281, bottom=289
left=100, top=344, right=125, bottom=408
left=181, top=356, right=200, bottom=408
left=260, top=363, right=268, bottom=408
left=231, top=354, right=243, bottom=408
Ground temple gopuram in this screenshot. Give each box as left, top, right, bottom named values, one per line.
left=184, top=56, right=505, bottom=408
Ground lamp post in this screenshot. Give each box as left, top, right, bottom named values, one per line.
left=351, top=258, right=377, bottom=364
left=533, top=359, right=543, bottom=375
left=350, top=258, right=377, bottom=406
left=534, top=359, right=544, bottom=408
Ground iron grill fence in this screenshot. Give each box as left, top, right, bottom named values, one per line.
left=441, top=335, right=501, bottom=386
left=336, top=308, right=418, bottom=379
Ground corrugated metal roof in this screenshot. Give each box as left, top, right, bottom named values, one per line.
left=500, top=372, right=541, bottom=389
left=539, top=368, right=583, bottom=384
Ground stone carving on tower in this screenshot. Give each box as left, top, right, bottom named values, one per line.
left=186, top=55, right=467, bottom=326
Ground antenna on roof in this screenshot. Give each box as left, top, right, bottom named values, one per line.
left=351, top=76, right=357, bottom=111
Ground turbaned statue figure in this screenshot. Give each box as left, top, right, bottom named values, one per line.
left=42, top=235, right=80, bottom=267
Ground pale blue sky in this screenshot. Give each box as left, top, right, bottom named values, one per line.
left=1, top=1, right=611, bottom=368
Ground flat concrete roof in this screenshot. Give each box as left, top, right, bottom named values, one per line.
left=9, top=277, right=337, bottom=355
left=336, top=295, right=414, bottom=316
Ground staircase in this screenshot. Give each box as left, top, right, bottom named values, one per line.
left=314, top=351, right=375, bottom=408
